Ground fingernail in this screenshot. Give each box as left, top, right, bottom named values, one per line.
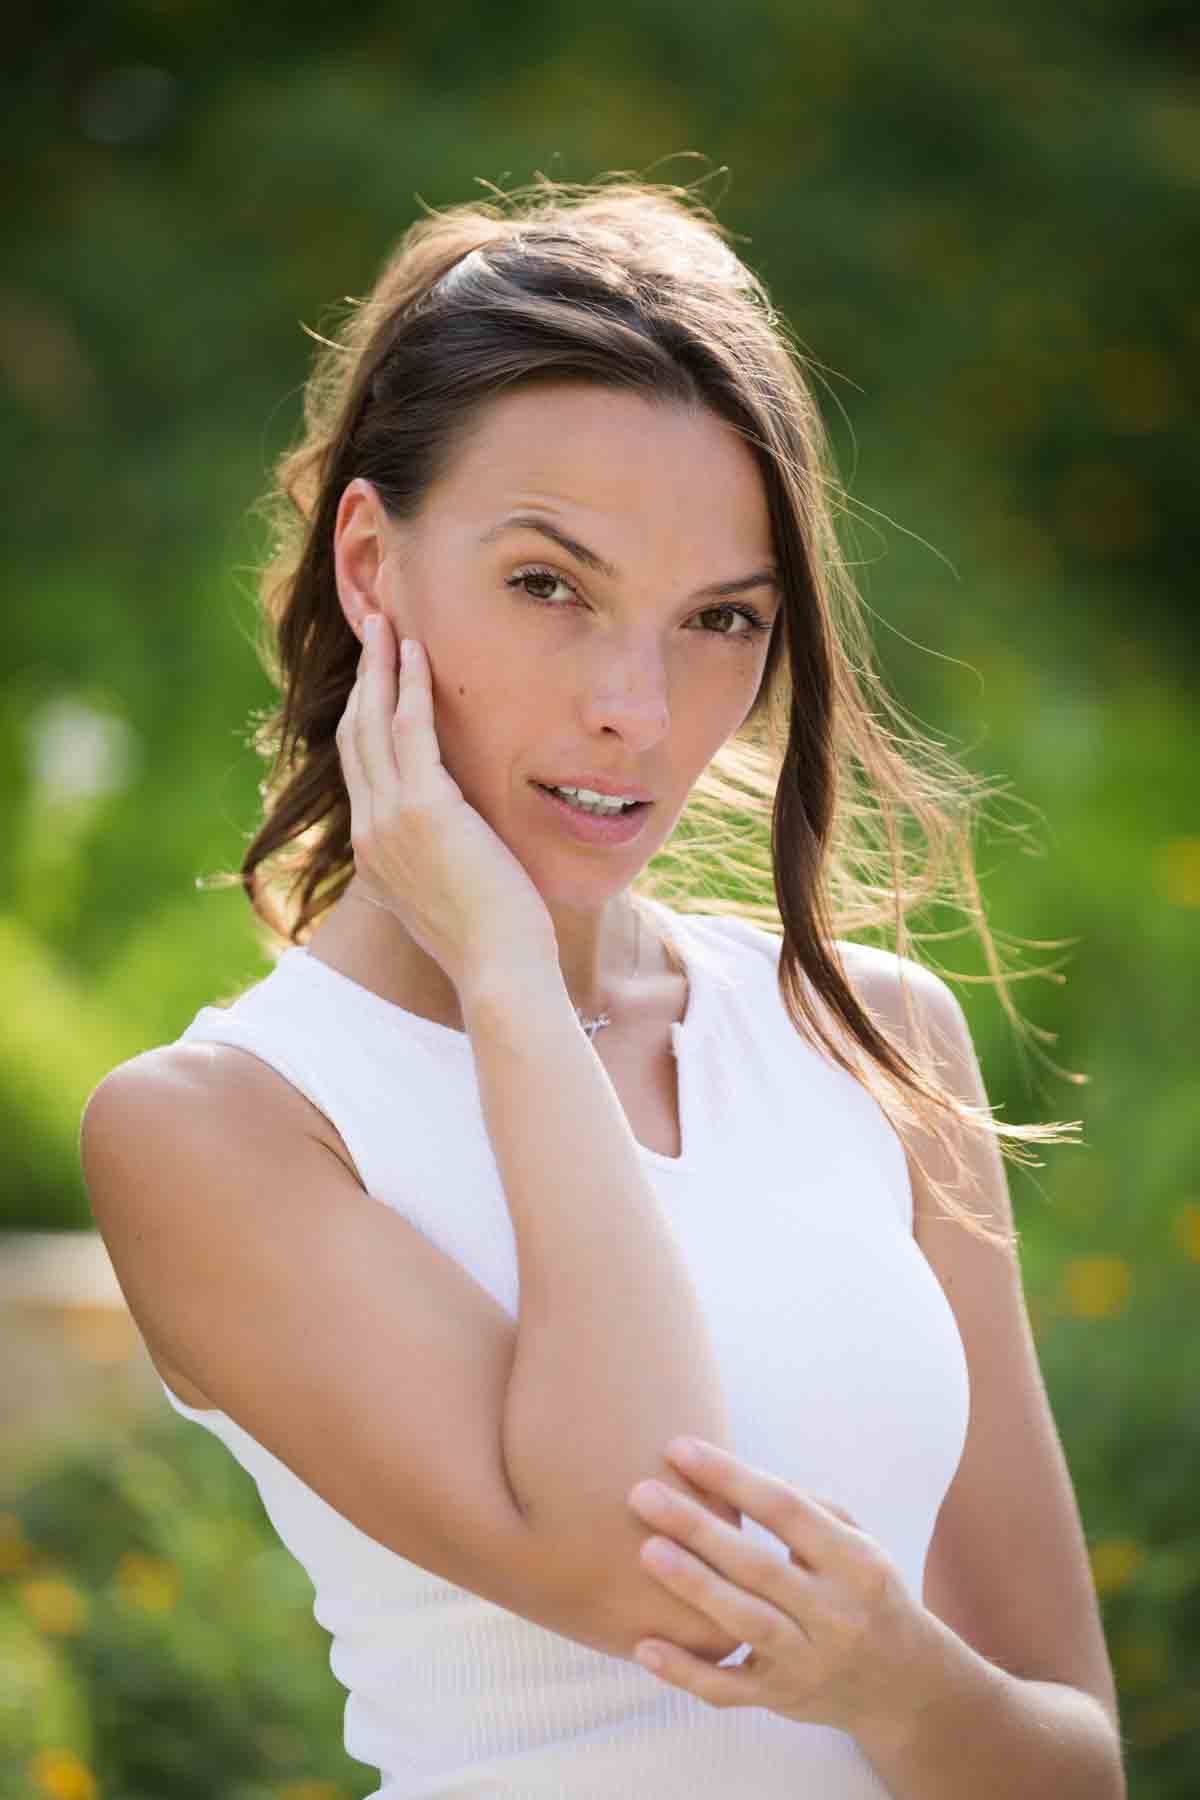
left=364, top=616, right=378, bottom=648
left=631, top=1481, right=670, bottom=1507
left=401, top=637, right=414, bottom=666
left=667, top=1438, right=701, bottom=1466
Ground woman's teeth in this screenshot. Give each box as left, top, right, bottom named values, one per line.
left=544, top=784, right=637, bottom=816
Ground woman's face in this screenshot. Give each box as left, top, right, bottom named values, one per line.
left=336, top=381, right=781, bottom=910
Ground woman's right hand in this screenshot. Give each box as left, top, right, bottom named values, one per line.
left=335, top=613, right=560, bottom=1002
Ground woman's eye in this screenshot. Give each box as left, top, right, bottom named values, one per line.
left=506, top=566, right=579, bottom=607
left=695, top=605, right=772, bottom=641
left=504, top=564, right=772, bottom=643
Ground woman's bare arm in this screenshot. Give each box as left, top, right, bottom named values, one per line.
left=81, top=1014, right=740, bottom=1665
left=463, top=962, right=740, bottom=1662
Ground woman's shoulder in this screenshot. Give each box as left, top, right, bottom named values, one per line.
left=831, top=939, right=962, bottom=1036
left=86, top=1035, right=361, bottom=1198
left=666, top=904, right=782, bottom=967
left=91, top=947, right=354, bottom=1155
left=682, top=910, right=961, bottom=1047
left=678, top=907, right=930, bottom=989
left=90, top=1035, right=325, bottom=1135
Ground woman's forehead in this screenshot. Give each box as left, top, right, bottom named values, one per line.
left=434, top=387, right=773, bottom=564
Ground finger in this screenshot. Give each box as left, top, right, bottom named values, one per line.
left=630, top=1482, right=804, bottom=1624
left=390, top=633, right=445, bottom=780
left=336, top=675, right=367, bottom=807
left=353, top=614, right=401, bottom=792
left=635, top=1529, right=787, bottom=1658
left=631, top=1636, right=756, bottom=1707
left=662, top=1440, right=862, bottom=1567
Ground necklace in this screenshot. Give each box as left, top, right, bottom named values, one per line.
left=346, top=884, right=654, bottom=1039
left=574, top=904, right=639, bottom=1040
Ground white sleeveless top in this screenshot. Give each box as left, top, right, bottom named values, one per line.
left=160, top=898, right=969, bottom=1797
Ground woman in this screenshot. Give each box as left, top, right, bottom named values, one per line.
left=81, top=177, right=1125, bottom=1796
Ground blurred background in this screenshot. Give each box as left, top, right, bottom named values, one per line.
left=2, top=2, right=1196, bottom=1795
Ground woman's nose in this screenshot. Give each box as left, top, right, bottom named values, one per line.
left=578, top=648, right=671, bottom=743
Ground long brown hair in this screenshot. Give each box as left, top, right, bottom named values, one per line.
left=212, top=170, right=1083, bottom=1247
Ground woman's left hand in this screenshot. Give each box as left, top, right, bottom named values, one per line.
left=627, top=1437, right=935, bottom=1738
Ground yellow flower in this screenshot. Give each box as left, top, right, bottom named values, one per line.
left=114, top=1550, right=179, bottom=1613
left=19, top=1577, right=88, bottom=1636
left=1172, top=1202, right=1200, bottom=1263
left=1089, top=1538, right=1144, bottom=1596
left=277, top=1784, right=348, bottom=1800
left=1154, top=836, right=1200, bottom=907
left=1060, top=1256, right=1131, bottom=1320
left=28, top=1749, right=98, bottom=1799
left=0, top=1511, right=33, bottom=1575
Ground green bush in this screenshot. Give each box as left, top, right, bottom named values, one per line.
left=1, top=1412, right=372, bottom=1800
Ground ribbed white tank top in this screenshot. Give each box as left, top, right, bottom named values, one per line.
left=160, top=897, right=969, bottom=1796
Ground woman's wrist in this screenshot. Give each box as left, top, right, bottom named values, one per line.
left=458, top=958, right=572, bottom=1043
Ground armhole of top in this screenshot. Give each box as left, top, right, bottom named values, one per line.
left=179, top=1010, right=335, bottom=1117
left=159, top=1372, right=218, bottom=1421
left=158, top=1013, right=363, bottom=1425
left=828, top=942, right=922, bottom=1239
left=176, top=1011, right=363, bottom=1187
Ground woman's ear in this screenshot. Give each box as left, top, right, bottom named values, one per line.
left=332, top=478, right=393, bottom=644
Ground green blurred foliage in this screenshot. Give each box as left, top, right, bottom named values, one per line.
left=1, top=1, right=1196, bottom=1794
left=2, top=1413, right=370, bottom=1798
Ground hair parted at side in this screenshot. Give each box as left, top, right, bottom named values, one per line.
left=208, top=165, right=1084, bottom=1247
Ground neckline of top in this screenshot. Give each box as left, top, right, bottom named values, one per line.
left=276, top=898, right=716, bottom=1171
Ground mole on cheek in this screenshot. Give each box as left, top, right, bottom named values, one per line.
left=458, top=685, right=465, bottom=696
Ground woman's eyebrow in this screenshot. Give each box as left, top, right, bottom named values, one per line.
left=477, top=512, right=780, bottom=602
